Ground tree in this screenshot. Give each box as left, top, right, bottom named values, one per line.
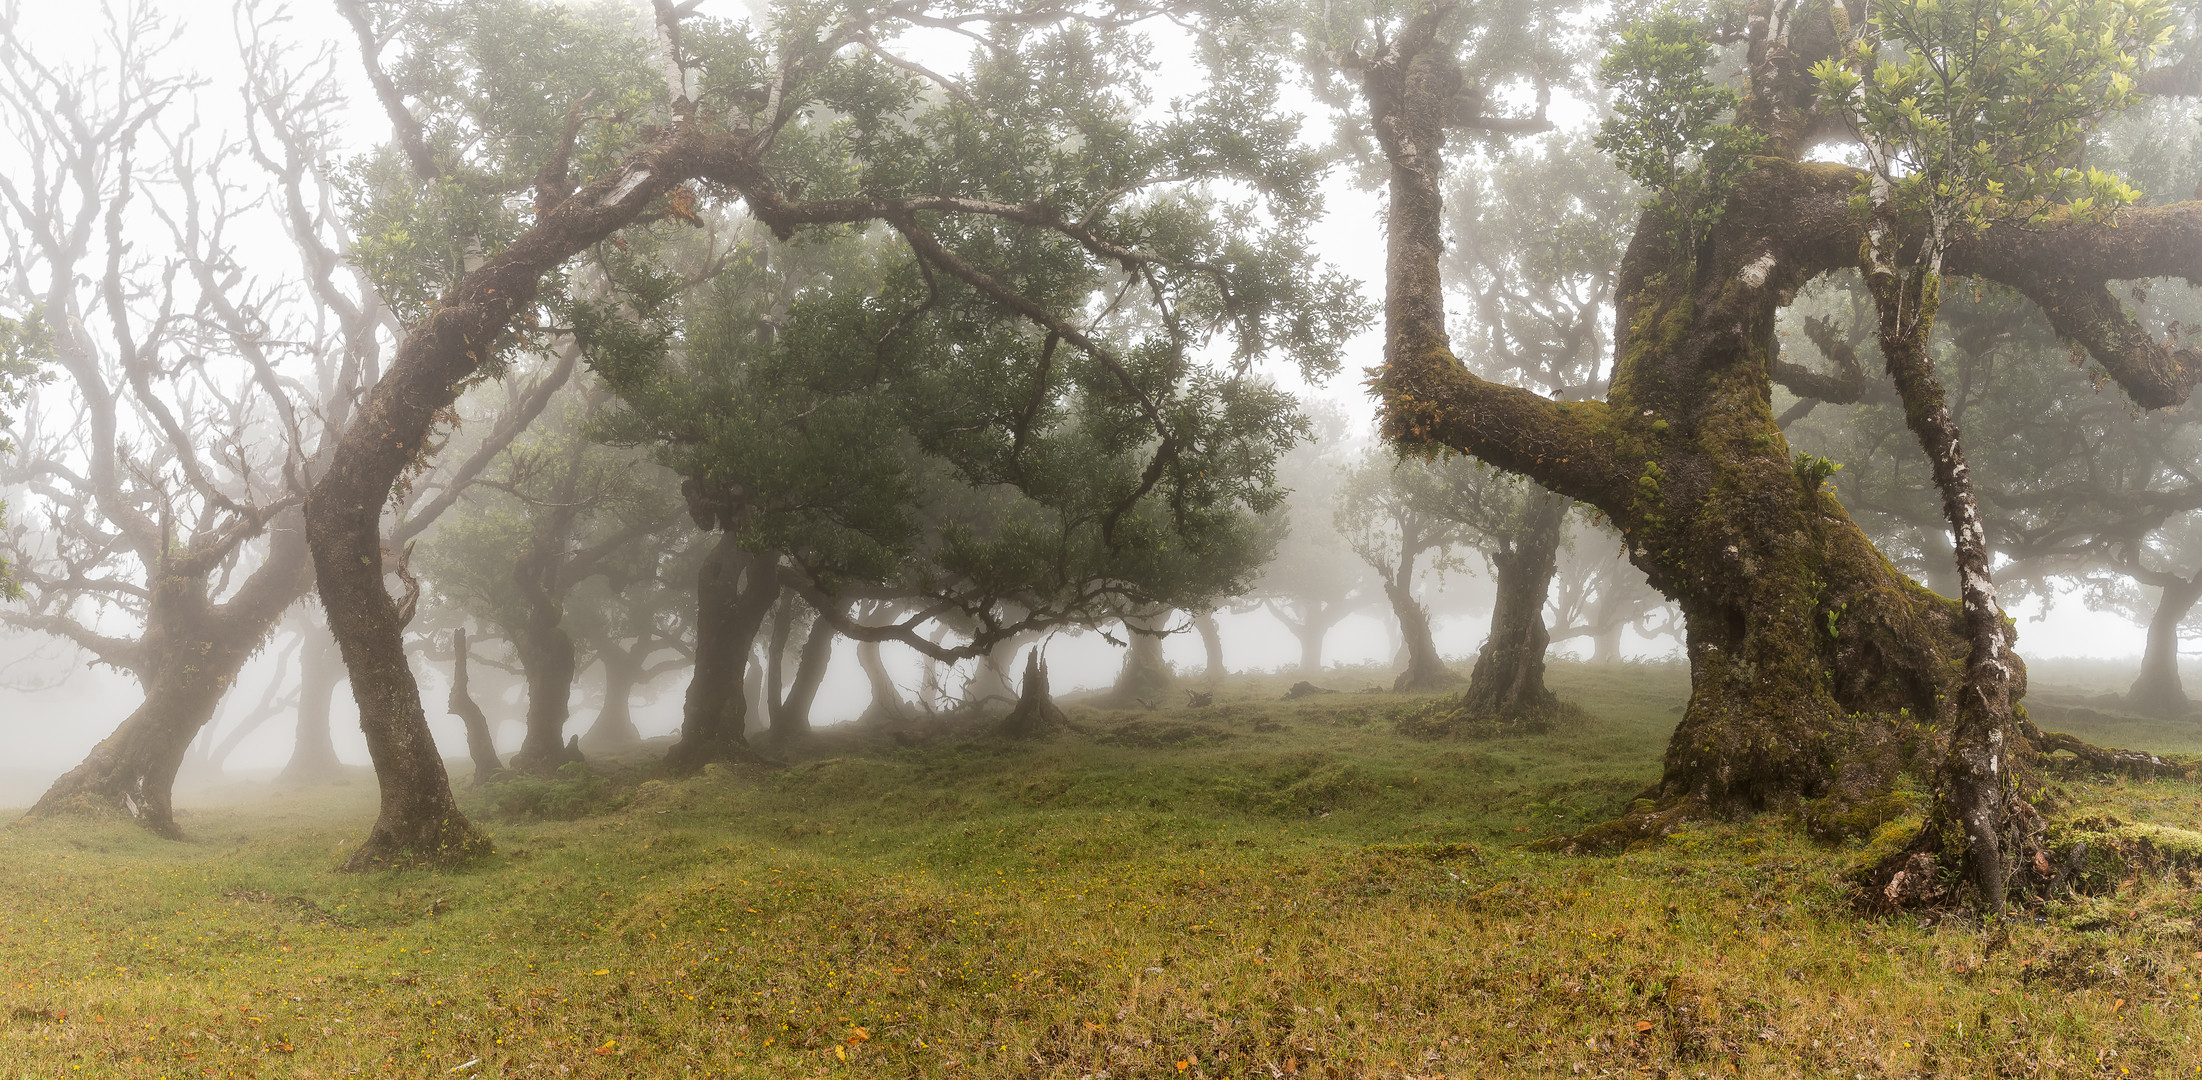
left=417, top=383, right=680, bottom=772
left=1429, top=462, right=1573, bottom=730
left=1335, top=449, right=1468, bottom=692
left=0, top=308, right=49, bottom=598
left=312, top=0, right=1358, bottom=860
left=1338, top=0, right=2199, bottom=909
left=1250, top=402, right=1380, bottom=674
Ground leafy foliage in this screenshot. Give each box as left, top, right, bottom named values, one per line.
left=1594, top=5, right=1763, bottom=243
left=1814, top=0, right=2175, bottom=244
left=0, top=307, right=48, bottom=598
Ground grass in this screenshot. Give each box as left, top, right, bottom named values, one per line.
left=3, top=660, right=2202, bottom=1078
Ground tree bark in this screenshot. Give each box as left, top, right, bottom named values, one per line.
left=1353, top=5, right=2200, bottom=908
left=278, top=626, right=347, bottom=785
left=28, top=517, right=310, bottom=836
left=1456, top=492, right=1568, bottom=725
left=998, top=648, right=1068, bottom=737
left=768, top=598, right=837, bottom=741
left=2126, top=573, right=2202, bottom=717
left=665, top=536, right=775, bottom=769
left=1193, top=611, right=1225, bottom=687
left=300, top=125, right=721, bottom=868
left=580, top=649, right=646, bottom=752
left=1105, top=608, right=1177, bottom=707
left=856, top=638, right=909, bottom=724
left=507, top=542, right=583, bottom=774
left=1386, top=571, right=1457, bottom=692
left=447, top=628, right=506, bottom=785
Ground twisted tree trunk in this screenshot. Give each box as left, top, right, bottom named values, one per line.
left=665, top=536, right=776, bottom=769
left=28, top=519, right=309, bottom=836
left=1456, top=493, right=1568, bottom=727
left=1357, top=5, right=2201, bottom=909
left=447, top=628, right=505, bottom=784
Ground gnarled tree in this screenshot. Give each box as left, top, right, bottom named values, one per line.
left=1338, top=0, right=2201, bottom=908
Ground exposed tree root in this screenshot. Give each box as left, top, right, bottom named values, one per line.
left=1395, top=696, right=1586, bottom=741
left=2022, top=719, right=2189, bottom=779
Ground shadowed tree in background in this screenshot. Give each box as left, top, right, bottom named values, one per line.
left=1335, top=449, right=1469, bottom=692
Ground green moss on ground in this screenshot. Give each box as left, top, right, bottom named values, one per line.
left=3, top=661, right=2201, bottom=1077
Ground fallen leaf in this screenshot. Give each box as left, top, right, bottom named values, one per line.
left=1634, top=1020, right=1655, bottom=1032
left=2114, top=998, right=2127, bottom=1010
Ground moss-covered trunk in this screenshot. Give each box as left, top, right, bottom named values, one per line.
left=666, top=536, right=775, bottom=769
left=1457, top=493, right=1567, bottom=726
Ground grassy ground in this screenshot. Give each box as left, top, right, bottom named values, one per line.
left=4, top=661, right=2202, bottom=1078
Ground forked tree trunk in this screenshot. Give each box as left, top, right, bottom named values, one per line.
left=1106, top=609, right=1177, bottom=707
left=1358, top=5, right=2192, bottom=912
left=666, top=537, right=776, bottom=769
left=28, top=520, right=309, bottom=836
left=2127, top=573, right=2202, bottom=718
left=1456, top=493, right=1567, bottom=725
left=580, top=649, right=646, bottom=752
left=279, top=626, right=347, bottom=784
left=447, top=628, right=505, bottom=785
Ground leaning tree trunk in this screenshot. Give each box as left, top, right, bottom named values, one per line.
left=28, top=519, right=310, bottom=836
left=300, top=127, right=708, bottom=868
left=856, top=639, right=910, bottom=724
left=1454, top=493, right=1568, bottom=728
left=2127, top=572, right=2202, bottom=718
left=1105, top=608, right=1177, bottom=707
left=1386, top=575, right=1456, bottom=693
left=446, top=628, right=505, bottom=785
left=279, top=625, right=347, bottom=785
left=580, top=648, right=646, bottom=752
left=665, top=537, right=776, bottom=769
left=768, top=600, right=838, bottom=741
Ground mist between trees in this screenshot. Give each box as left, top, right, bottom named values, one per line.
left=0, top=0, right=2198, bottom=921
